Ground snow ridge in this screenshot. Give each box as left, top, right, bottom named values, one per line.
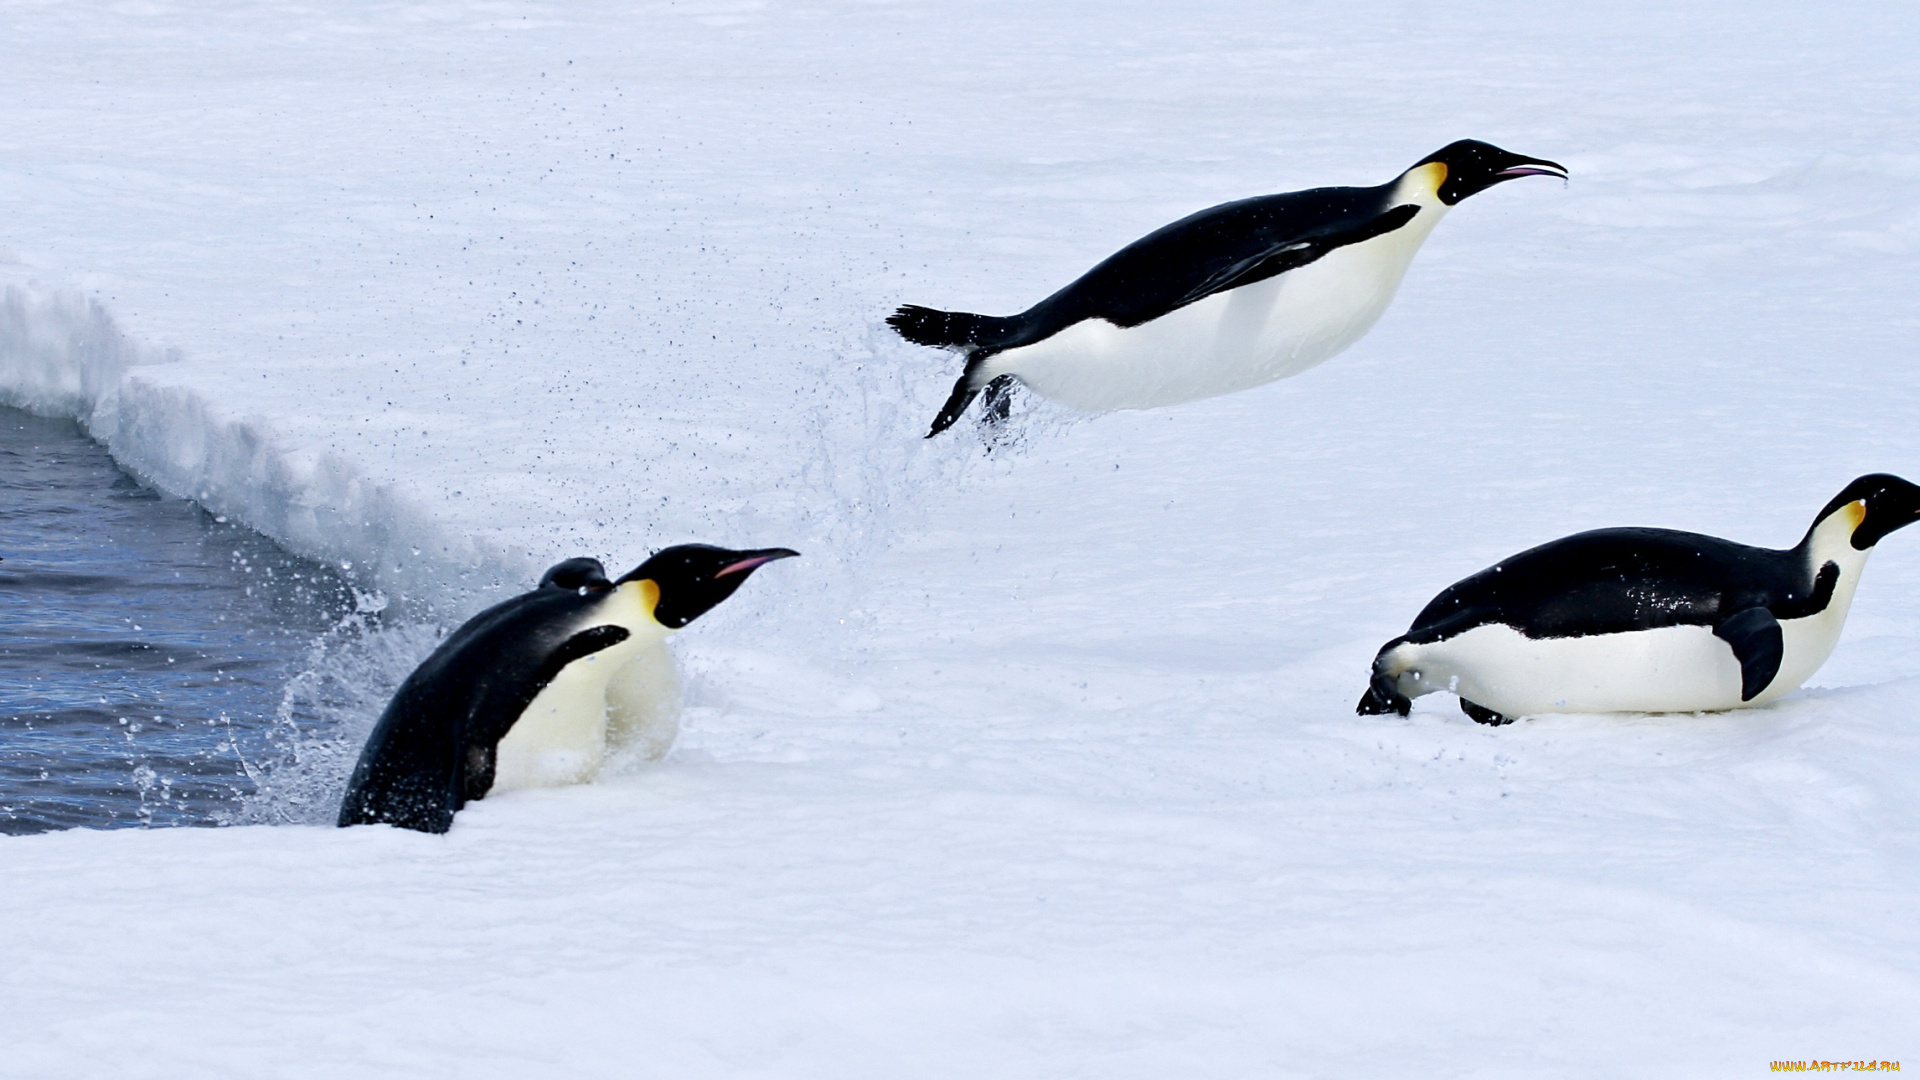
left=0, top=274, right=156, bottom=425
left=0, top=269, right=520, bottom=616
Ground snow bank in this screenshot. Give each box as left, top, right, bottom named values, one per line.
left=0, top=264, right=519, bottom=613
left=0, top=271, right=154, bottom=424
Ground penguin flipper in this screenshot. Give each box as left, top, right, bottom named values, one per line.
left=1459, top=698, right=1514, bottom=726
left=1714, top=607, right=1784, bottom=702
left=463, top=623, right=637, bottom=770
left=1162, top=204, right=1422, bottom=318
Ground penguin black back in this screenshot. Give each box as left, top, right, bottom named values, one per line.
left=1397, top=528, right=1830, bottom=648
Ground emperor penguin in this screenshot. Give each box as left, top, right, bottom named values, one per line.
left=337, top=544, right=797, bottom=833
left=890, top=139, right=1566, bottom=436
left=1356, top=475, right=1920, bottom=725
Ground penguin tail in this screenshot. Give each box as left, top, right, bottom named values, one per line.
left=888, top=304, right=1008, bottom=349
left=892, top=304, right=1024, bottom=437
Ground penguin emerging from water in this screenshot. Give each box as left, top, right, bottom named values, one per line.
left=337, top=544, right=797, bottom=833
left=891, top=140, right=1566, bottom=437
left=1356, top=475, right=1920, bottom=725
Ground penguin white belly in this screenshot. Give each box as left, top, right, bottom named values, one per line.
left=1400, top=623, right=1747, bottom=717
left=491, top=638, right=642, bottom=791
left=603, top=640, right=683, bottom=761
left=493, top=610, right=672, bottom=791
left=989, top=208, right=1443, bottom=412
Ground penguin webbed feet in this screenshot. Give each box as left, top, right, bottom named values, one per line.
left=1458, top=698, right=1515, bottom=726
left=976, top=375, right=1022, bottom=452
left=980, top=374, right=1016, bottom=424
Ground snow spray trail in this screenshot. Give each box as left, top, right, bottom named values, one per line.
left=0, top=263, right=1073, bottom=827
left=231, top=614, right=442, bottom=826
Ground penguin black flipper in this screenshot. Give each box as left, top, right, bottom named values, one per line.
left=459, top=624, right=634, bottom=769
left=1714, top=607, right=1784, bottom=702
left=909, top=188, right=1425, bottom=436
left=1459, top=698, right=1514, bottom=726
left=1164, top=204, right=1421, bottom=314
left=1013, top=189, right=1416, bottom=337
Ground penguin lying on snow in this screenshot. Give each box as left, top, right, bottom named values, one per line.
left=1357, top=475, right=1920, bottom=725
left=891, top=139, right=1566, bottom=437
left=338, top=544, right=797, bottom=833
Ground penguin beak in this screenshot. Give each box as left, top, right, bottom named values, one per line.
left=1495, top=158, right=1568, bottom=182
left=714, top=548, right=800, bottom=579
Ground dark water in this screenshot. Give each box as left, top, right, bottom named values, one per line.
left=0, top=407, right=356, bottom=834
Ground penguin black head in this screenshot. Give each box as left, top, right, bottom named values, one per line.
left=616, top=544, right=800, bottom=629
left=1414, top=140, right=1567, bottom=205
left=1813, top=474, right=1920, bottom=551
left=538, top=557, right=612, bottom=593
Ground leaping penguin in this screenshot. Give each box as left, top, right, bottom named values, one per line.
left=1356, top=475, right=1920, bottom=725
left=890, top=140, right=1566, bottom=437
left=338, top=544, right=797, bottom=833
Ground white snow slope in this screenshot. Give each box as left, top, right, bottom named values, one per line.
left=4, top=1, right=1919, bottom=1075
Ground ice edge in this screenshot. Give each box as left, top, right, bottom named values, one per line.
left=0, top=273, right=522, bottom=616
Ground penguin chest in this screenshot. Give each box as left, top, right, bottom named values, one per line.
left=1750, top=572, right=1862, bottom=706
left=492, top=632, right=653, bottom=792
left=990, top=209, right=1442, bottom=412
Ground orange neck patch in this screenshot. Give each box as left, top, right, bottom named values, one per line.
left=1408, top=161, right=1448, bottom=199
left=633, top=578, right=662, bottom=622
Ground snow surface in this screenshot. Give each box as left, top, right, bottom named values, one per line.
left=4, top=0, right=1920, bottom=1074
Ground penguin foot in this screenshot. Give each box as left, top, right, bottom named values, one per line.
left=1458, top=698, right=1514, bottom=726
left=976, top=375, right=1024, bottom=453
left=981, top=374, right=1017, bottom=425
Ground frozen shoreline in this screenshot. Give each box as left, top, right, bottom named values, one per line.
left=0, top=270, right=533, bottom=616
left=4, top=0, right=1919, bottom=1073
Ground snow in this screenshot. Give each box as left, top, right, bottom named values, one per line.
left=3, top=0, right=1919, bottom=1074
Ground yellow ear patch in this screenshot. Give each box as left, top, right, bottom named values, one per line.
left=625, top=578, right=662, bottom=622
left=1411, top=161, right=1448, bottom=198
left=1848, top=500, right=1868, bottom=527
